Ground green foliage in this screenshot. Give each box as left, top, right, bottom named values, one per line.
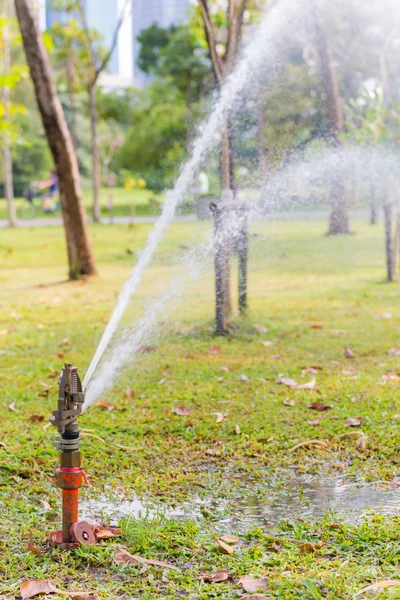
left=115, top=82, right=189, bottom=191
left=138, top=23, right=211, bottom=99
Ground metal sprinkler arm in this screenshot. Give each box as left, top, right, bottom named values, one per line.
left=51, top=363, right=85, bottom=438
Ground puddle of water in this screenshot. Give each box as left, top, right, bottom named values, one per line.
left=80, top=476, right=400, bottom=528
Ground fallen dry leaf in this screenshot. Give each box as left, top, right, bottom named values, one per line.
left=219, top=534, right=240, bottom=544
left=356, top=437, right=367, bottom=451
left=20, top=580, right=54, bottom=598
left=278, top=376, right=298, bottom=388
left=9, top=402, right=20, bottom=413
left=239, top=576, right=268, bottom=593
left=299, top=541, right=325, bottom=553
left=296, top=378, right=317, bottom=390
left=329, top=329, right=347, bottom=335
left=237, top=374, right=248, bottom=382
left=355, top=580, right=400, bottom=597
left=125, top=389, right=134, bottom=399
left=309, top=402, right=332, bottom=411
left=278, top=375, right=316, bottom=390
left=172, top=407, right=193, bottom=416
left=241, top=595, right=269, bottom=600
left=260, top=341, right=274, bottom=347
left=344, top=347, right=355, bottom=358
left=254, top=324, right=268, bottom=333
left=308, top=420, right=320, bottom=427
left=97, top=399, right=115, bottom=412
left=302, top=366, right=322, bottom=375
left=214, top=412, right=225, bottom=423
left=201, top=570, right=229, bottom=583
left=219, top=366, right=230, bottom=372
left=93, top=525, right=121, bottom=539
left=29, top=414, right=45, bottom=423
left=345, top=417, right=363, bottom=427
left=114, top=548, right=179, bottom=570
left=290, top=439, right=328, bottom=452
left=235, top=424, right=241, bottom=435
left=73, top=595, right=100, bottom=600
left=215, top=536, right=235, bottom=555
left=59, top=338, right=69, bottom=346
left=26, top=542, right=44, bottom=556
left=283, top=399, right=295, bottom=407
left=382, top=373, right=400, bottom=383
left=388, top=348, right=400, bottom=356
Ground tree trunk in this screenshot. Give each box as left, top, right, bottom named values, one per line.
left=313, top=3, right=349, bottom=235
left=384, top=201, right=394, bottom=282
left=2, top=0, right=17, bottom=227
left=15, top=0, right=97, bottom=279
left=89, top=84, right=101, bottom=222
left=258, top=95, right=267, bottom=193
left=212, top=203, right=227, bottom=336
left=237, top=203, right=248, bottom=314
left=220, top=120, right=233, bottom=317
left=369, top=153, right=377, bottom=225
left=66, top=60, right=78, bottom=151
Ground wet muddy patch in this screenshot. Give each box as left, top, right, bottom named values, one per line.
left=81, top=475, right=400, bottom=529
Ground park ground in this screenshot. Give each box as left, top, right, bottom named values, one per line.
left=1, top=218, right=400, bottom=598
left=0, top=188, right=165, bottom=221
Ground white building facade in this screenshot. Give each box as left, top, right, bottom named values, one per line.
left=40, top=0, right=191, bottom=89
left=40, top=0, right=134, bottom=89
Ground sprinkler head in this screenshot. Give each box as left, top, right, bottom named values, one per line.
left=49, top=363, right=95, bottom=548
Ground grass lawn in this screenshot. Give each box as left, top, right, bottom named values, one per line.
left=0, top=187, right=166, bottom=221
left=1, top=218, right=400, bottom=598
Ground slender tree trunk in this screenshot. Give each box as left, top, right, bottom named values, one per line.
left=15, top=0, right=97, bottom=279
left=212, top=203, right=227, bottom=336
left=220, top=120, right=233, bottom=317
left=369, top=153, right=377, bottom=225
left=384, top=201, right=394, bottom=282
left=258, top=97, right=268, bottom=193
left=89, top=84, right=101, bottom=222
left=313, top=3, right=349, bottom=235
left=66, top=60, right=78, bottom=151
left=2, top=0, right=17, bottom=227
left=237, top=203, right=248, bottom=314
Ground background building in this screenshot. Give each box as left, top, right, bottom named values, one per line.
left=39, top=0, right=190, bottom=88
left=39, top=0, right=134, bottom=89
left=132, top=0, right=191, bottom=87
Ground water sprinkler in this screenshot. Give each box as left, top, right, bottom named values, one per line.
left=49, top=363, right=96, bottom=548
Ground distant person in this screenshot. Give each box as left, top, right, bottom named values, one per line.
left=191, top=170, right=209, bottom=198
left=33, top=170, right=59, bottom=213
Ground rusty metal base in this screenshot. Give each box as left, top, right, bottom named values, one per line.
left=50, top=521, right=97, bottom=550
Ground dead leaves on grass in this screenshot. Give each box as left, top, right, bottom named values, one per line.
left=278, top=375, right=317, bottom=390
left=309, top=402, right=332, bottom=412
left=20, top=580, right=96, bottom=599
left=290, top=439, right=328, bottom=452
left=355, top=580, right=400, bottom=597
left=239, top=576, right=268, bottom=593
left=200, top=570, right=229, bottom=583
left=113, top=548, right=179, bottom=570
left=172, top=407, right=193, bottom=416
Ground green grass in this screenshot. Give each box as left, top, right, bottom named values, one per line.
left=0, top=187, right=166, bottom=220
left=1, top=218, right=400, bottom=598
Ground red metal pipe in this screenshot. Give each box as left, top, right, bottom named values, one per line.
left=56, top=466, right=83, bottom=543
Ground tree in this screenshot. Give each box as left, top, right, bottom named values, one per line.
left=198, top=0, right=249, bottom=331
left=15, top=0, right=97, bottom=279
left=138, top=23, right=211, bottom=151
left=76, top=0, right=130, bottom=222
left=312, top=1, right=350, bottom=235
left=0, top=0, right=21, bottom=226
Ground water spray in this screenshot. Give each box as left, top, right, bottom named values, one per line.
left=49, top=363, right=97, bottom=548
